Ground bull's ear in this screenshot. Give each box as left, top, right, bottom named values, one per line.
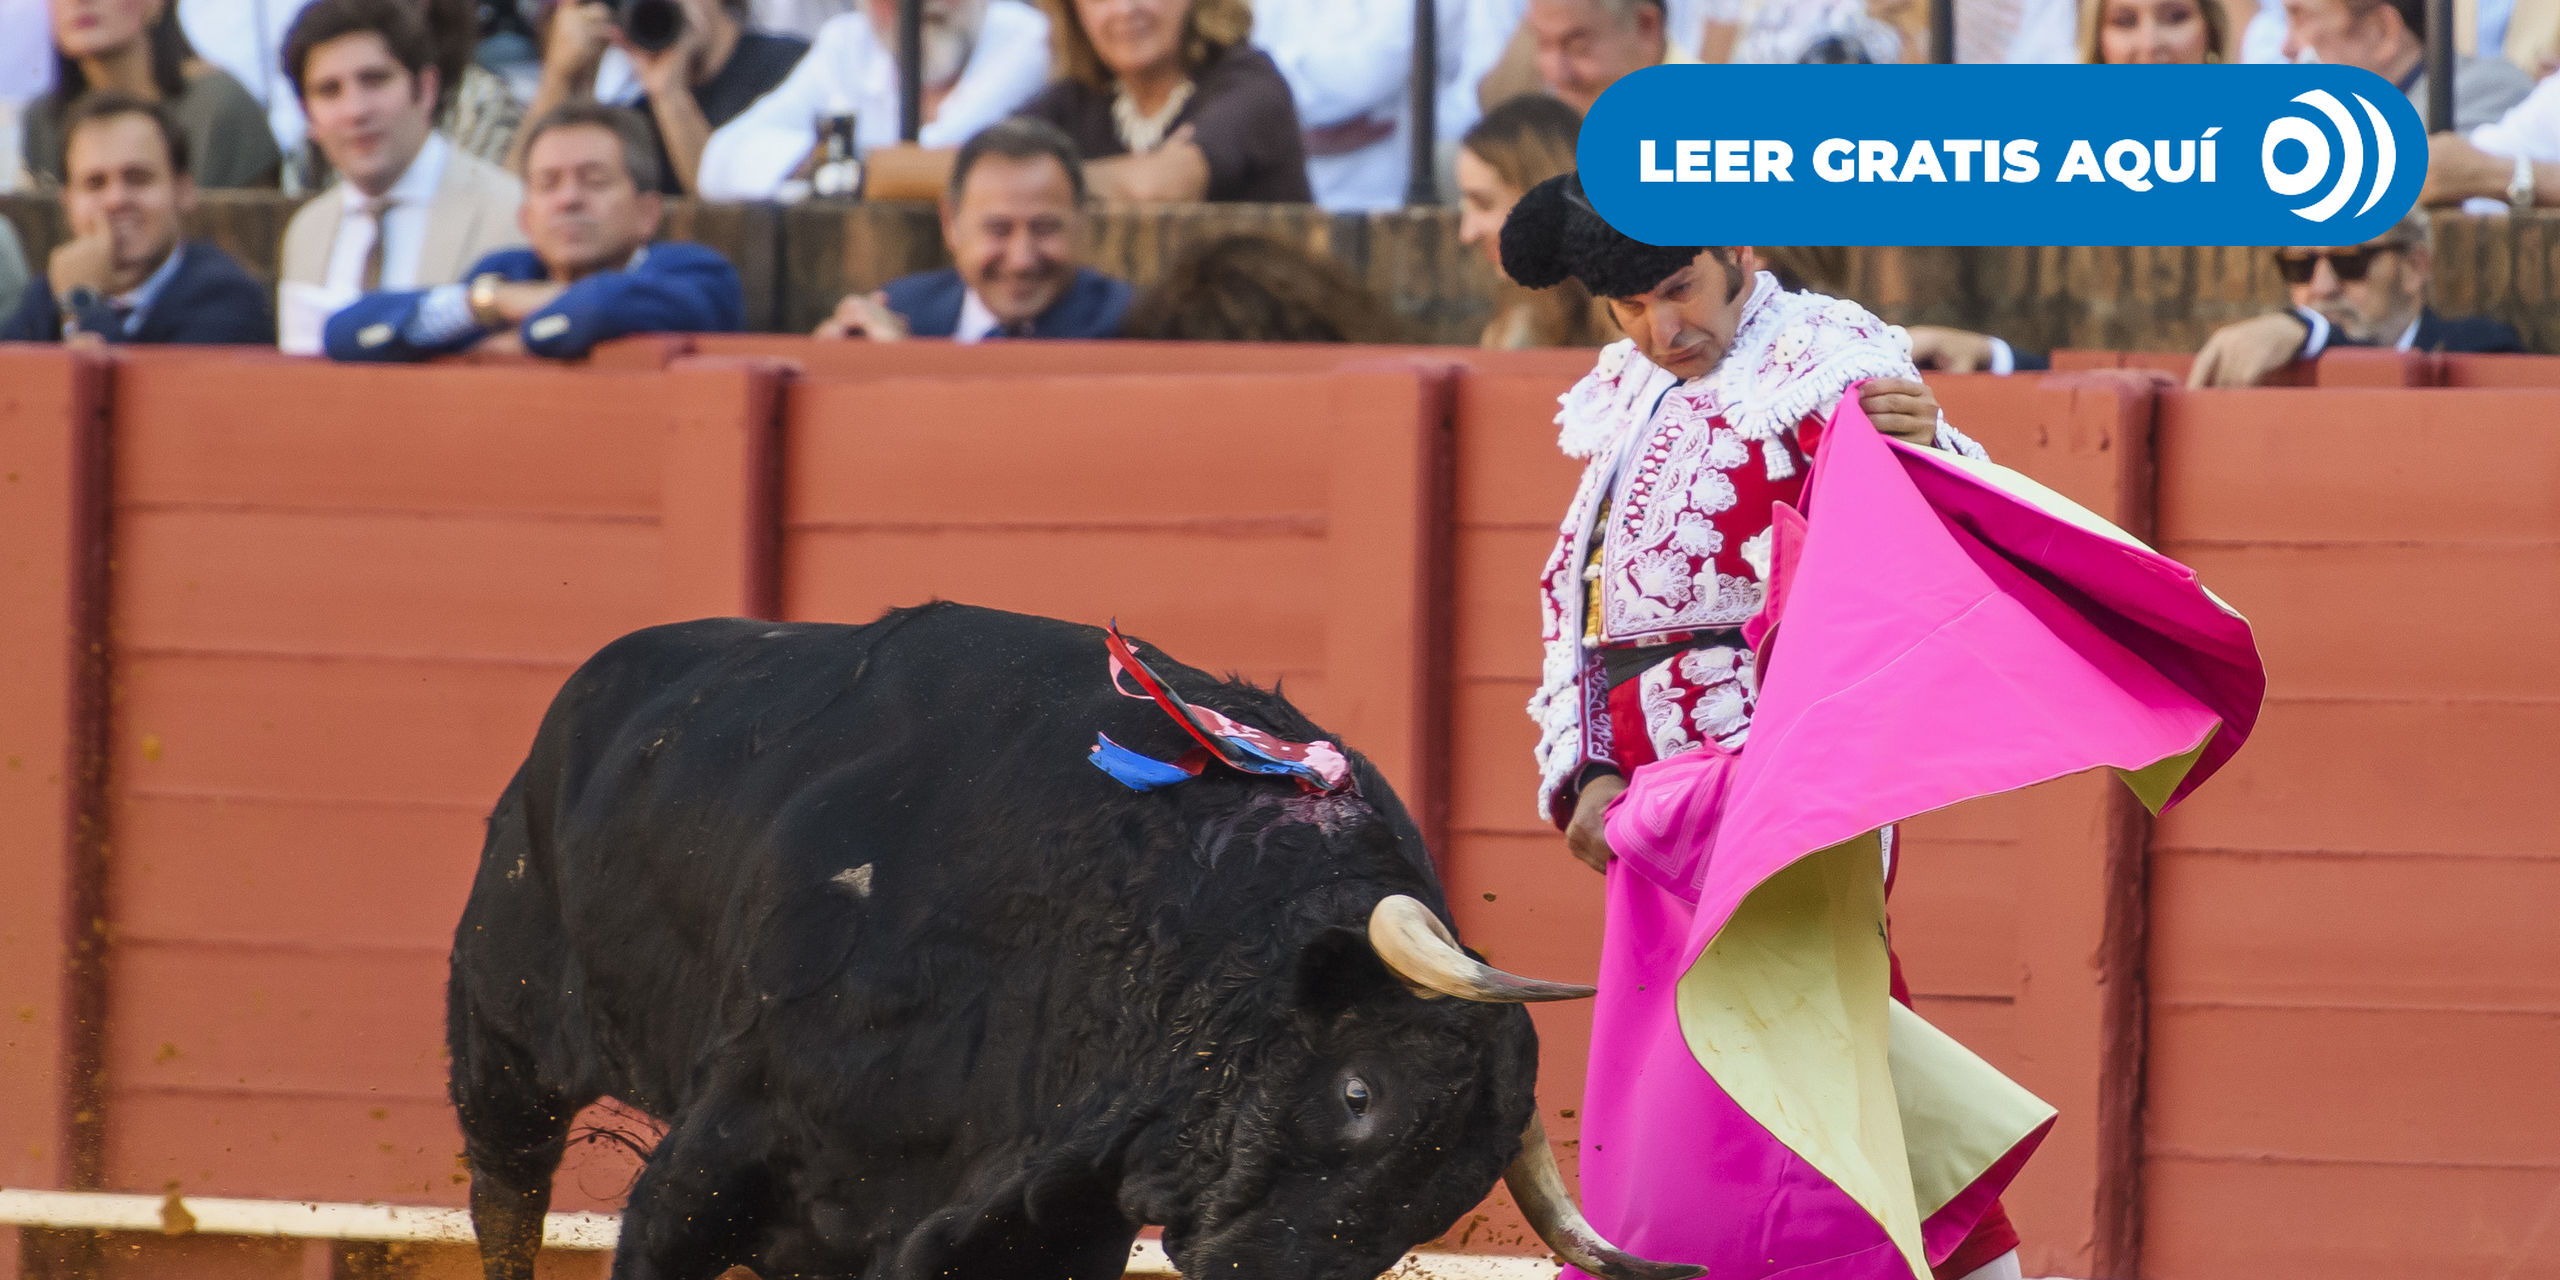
left=1293, top=924, right=1395, bottom=1019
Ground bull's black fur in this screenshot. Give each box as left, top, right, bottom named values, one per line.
left=448, top=604, right=1541, bottom=1280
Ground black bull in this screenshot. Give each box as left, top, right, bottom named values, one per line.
left=449, top=604, right=1696, bottom=1280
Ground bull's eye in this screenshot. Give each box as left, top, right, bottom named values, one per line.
left=1342, top=1077, right=1372, bottom=1117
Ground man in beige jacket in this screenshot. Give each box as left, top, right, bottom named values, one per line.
left=276, top=0, right=522, bottom=352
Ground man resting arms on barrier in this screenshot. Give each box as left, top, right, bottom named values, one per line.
left=325, top=103, right=743, bottom=362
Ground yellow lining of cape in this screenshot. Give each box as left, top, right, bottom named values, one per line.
left=1676, top=832, right=2065, bottom=1280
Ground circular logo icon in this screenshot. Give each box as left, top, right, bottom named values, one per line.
left=2262, top=88, right=2398, bottom=223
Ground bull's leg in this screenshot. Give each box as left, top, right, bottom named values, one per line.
left=612, top=1091, right=775, bottom=1280
left=888, top=1182, right=1140, bottom=1280
left=450, top=1000, right=580, bottom=1280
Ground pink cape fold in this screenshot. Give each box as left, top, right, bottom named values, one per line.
left=1571, top=394, right=2264, bottom=1280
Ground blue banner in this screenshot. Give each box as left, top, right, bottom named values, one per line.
left=1577, top=65, right=2425, bottom=247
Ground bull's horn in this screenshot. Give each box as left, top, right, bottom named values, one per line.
left=1505, top=1113, right=1706, bottom=1280
left=1366, top=895, right=1596, bottom=1003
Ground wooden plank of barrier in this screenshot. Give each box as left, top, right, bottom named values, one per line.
left=0, top=347, right=113, bottom=1209
left=1924, top=372, right=2159, bottom=1280
left=776, top=368, right=1448, bottom=813
left=2433, top=352, right=2560, bottom=386
left=659, top=356, right=789, bottom=620
left=2144, top=387, right=2560, bottom=1280
left=93, top=354, right=759, bottom=1210
left=1324, top=361, right=1459, bottom=858
left=1436, top=360, right=1601, bottom=1260
left=2309, top=348, right=2434, bottom=387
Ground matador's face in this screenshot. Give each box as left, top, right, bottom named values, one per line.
left=1606, top=247, right=1759, bottom=381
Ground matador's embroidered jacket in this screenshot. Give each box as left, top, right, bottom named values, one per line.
left=1529, top=272, right=1986, bottom=826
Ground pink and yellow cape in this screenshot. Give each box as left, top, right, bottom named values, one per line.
left=1574, top=393, right=2264, bottom=1280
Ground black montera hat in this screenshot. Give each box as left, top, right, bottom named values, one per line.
left=1498, top=171, right=1704, bottom=301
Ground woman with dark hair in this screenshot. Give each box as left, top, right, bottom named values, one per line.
left=25, top=0, right=280, bottom=187
left=1120, top=234, right=1399, bottom=341
left=1017, top=0, right=1309, bottom=203
left=1456, top=93, right=1610, bottom=349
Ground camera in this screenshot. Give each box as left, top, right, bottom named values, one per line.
left=613, top=0, right=684, bottom=53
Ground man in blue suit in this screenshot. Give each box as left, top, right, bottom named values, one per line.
left=812, top=118, right=1131, bottom=343
left=1, top=93, right=273, bottom=345
left=325, top=103, right=742, bottom=362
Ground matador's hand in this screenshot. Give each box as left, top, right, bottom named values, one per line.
left=1859, top=376, right=1940, bottom=445
left=1566, top=772, right=1627, bottom=874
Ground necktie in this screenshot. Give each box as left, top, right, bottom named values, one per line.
left=1001, top=319, right=1036, bottom=339
left=106, top=300, right=134, bottom=337
left=359, top=196, right=395, bottom=292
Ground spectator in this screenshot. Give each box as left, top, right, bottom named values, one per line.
left=2, top=93, right=273, bottom=342
left=1120, top=233, right=1399, bottom=341
left=517, top=0, right=807, bottom=194
left=25, top=0, right=281, bottom=187
left=2188, top=215, right=2521, bottom=387
left=1254, top=0, right=1409, bottom=211
left=324, top=102, right=741, bottom=360
left=2282, top=0, right=2527, bottom=131
left=1456, top=94, right=1608, bottom=347
left=813, top=118, right=1131, bottom=341
left=180, top=0, right=519, bottom=185
left=1018, top=0, right=1312, bottom=203
left=2079, top=0, right=2227, bottom=61
left=277, top=0, right=522, bottom=351
left=695, top=0, right=1048, bottom=200
left=1525, top=0, right=1669, bottom=114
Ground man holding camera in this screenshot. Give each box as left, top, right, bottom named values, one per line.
left=517, top=0, right=806, bottom=195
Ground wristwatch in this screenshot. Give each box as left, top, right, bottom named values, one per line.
left=467, top=273, right=506, bottom=328
left=2509, top=152, right=2536, bottom=211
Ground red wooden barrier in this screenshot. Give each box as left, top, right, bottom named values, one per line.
left=2143, top=389, right=2560, bottom=1280
left=5, top=342, right=2554, bottom=1280
left=773, top=366, right=1456, bottom=827
left=0, top=347, right=112, bottom=1215
left=88, top=350, right=783, bottom=1226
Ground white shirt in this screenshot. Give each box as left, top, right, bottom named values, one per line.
left=2471, top=71, right=2560, bottom=163
left=1255, top=0, right=1415, bottom=211
left=178, top=0, right=318, bottom=154
left=751, top=0, right=858, bottom=41
left=0, top=0, right=52, bottom=109
left=694, top=0, right=1050, bottom=202
left=322, top=133, right=452, bottom=294
left=1441, top=0, right=1523, bottom=141
left=955, top=287, right=1001, bottom=343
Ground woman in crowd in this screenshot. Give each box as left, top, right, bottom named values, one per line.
left=26, top=0, right=280, bottom=187
left=1018, top=0, right=1309, bottom=203
left=1120, top=234, right=1398, bottom=340
left=2079, top=0, right=2225, bottom=62
left=1455, top=93, right=1611, bottom=348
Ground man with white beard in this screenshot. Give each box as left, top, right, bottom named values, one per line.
left=693, top=0, right=1050, bottom=200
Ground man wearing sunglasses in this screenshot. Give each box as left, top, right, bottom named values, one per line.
left=2186, top=215, right=2520, bottom=387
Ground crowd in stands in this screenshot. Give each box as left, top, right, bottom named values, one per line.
left=0, top=0, right=2556, bottom=374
